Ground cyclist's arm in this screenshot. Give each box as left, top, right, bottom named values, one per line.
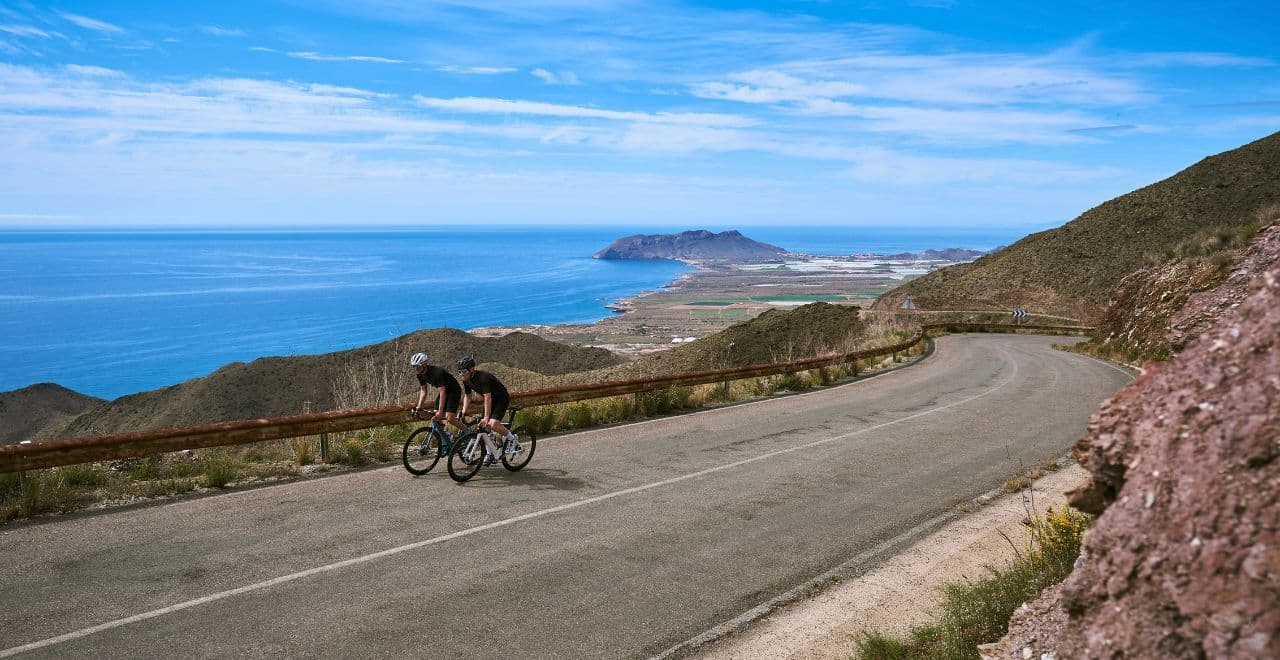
left=433, top=388, right=446, bottom=419
left=414, top=385, right=428, bottom=411
left=483, top=392, right=492, bottom=421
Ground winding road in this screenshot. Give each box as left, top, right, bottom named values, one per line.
left=0, top=334, right=1132, bottom=659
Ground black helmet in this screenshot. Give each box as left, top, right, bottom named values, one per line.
left=456, top=356, right=476, bottom=372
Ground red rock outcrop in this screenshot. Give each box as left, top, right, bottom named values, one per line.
left=987, top=228, right=1280, bottom=658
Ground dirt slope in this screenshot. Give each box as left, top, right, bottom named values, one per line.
left=875, top=131, right=1280, bottom=320
left=0, top=383, right=104, bottom=445
left=594, top=301, right=865, bottom=380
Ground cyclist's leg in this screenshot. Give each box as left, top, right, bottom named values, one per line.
left=488, top=396, right=512, bottom=438
left=442, top=390, right=462, bottom=426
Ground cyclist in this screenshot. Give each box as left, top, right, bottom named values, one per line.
left=410, top=352, right=465, bottom=443
left=456, top=355, right=521, bottom=461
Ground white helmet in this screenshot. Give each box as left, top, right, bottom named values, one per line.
left=409, top=352, right=430, bottom=367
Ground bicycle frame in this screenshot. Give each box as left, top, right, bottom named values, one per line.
left=453, top=408, right=520, bottom=461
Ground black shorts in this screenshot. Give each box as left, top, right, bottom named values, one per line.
left=441, top=389, right=461, bottom=414
left=488, top=395, right=509, bottom=424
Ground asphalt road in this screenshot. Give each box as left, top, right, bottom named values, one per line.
left=0, top=334, right=1133, bottom=659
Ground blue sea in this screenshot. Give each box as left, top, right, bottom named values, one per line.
left=0, top=225, right=1032, bottom=399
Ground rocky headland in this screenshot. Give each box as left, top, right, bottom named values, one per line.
left=593, top=229, right=788, bottom=262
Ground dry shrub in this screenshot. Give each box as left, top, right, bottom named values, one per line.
left=332, top=351, right=413, bottom=410
left=290, top=437, right=315, bottom=465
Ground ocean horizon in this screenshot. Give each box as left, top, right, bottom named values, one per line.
left=0, top=224, right=1038, bottom=399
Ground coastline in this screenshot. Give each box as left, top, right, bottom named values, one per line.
left=471, top=252, right=961, bottom=356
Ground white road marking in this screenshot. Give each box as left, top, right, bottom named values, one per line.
left=1, top=346, right=1020, bottom=658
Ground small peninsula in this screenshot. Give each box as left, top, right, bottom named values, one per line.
left=593, top=229, right=788, bottom=263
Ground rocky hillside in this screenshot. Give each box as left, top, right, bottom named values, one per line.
left=875, top=131, right=1280, bottom=321
left=986, top=213, right=1280, bottom=658
left=593, top=229, right=787, bottom=262
left=0, top=383, right=104, bottom=445
left=1095, top=215, right=1278, bottom=359
left=24, top=329, right=626, bottom=440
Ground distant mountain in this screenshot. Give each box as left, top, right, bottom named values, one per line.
left=0, top=383, right=104, bottom=445
left=11, top=329, right=626, bottom=441
left=881, top=248, right=987, bottom=261
left=874, top=130, right=1280, bottom=320
left=593, top=229, right=788, bottom=262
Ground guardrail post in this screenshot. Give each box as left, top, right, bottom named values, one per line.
left=721, top=380, right=730, bottom=401
left=319, top=433, right=330, bottom=463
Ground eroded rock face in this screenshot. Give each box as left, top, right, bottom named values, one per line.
left=993, top=233, right=1279, bottom=658
left=1169, top=225, right=1280, bottom=351
left=1095, top=225, right=1280, bottom=361
left=1063, top=261, right=1279, bottom=657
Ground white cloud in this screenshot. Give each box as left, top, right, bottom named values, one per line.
left=531, top=68, right=580, bottom=85
left=796, top=100, right=1116, bottom=145
left=64, top=64, right=127, bottom=78
left=58, top=12, right=125, bottom=34
left=839, top=148, right=1118, bottom=185
left=694, top=55, right=1153, bottom=108
left=286, top=50, right=406, bottom=64
left=692, top=70, right=864, bottom=103
left=198, top=25, right=246, bottom=38
left=0, top=24, right=51, bottom=39
left=437, top=65, right=517, bottom=75
left=415, top=95, right=755, bottom=127
left=1124, top=52, right=1275, bottom=68
left=0, top=64, right=461, bottom=141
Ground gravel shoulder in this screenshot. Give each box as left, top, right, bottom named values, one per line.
left=693, top=464, right=1090, bottom=660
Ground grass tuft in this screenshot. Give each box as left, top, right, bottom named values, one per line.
left=200, top=453, right=242, bottom=488
left=290, top=437, right=315, bottom=465
left=856, top=507, right=1091, bottom=659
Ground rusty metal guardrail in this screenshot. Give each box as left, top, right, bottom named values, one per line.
left=0, top=323, right=1092, bottom=473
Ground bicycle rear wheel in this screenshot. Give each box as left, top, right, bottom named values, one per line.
left=401, top=426, right=443, bottom=475
left=500, top=426, right=536, bottom=472
left=447, top=432, right=485, bottom=483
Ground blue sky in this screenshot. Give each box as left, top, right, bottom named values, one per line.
left=0, top=0, right=1276, bottom=228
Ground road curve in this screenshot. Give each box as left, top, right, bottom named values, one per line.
left=0, top=335, right=1132, bottom=659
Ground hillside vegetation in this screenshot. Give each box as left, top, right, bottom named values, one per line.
left=0, top=384, right=104, bottom=444
left=875, top=131, right=1280, bottom=320
left=450, top=302, right=870, bottom=391
left=42, top=329, right=624, bottom=440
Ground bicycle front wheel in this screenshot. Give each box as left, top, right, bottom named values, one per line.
left=401, top=426, right=443, bottom=476
left=500, top=426, right=537, bottom=472
left=447, top=433, right=485, bottom=483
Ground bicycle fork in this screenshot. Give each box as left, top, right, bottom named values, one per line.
left=461, top=434, right=501, bottom=462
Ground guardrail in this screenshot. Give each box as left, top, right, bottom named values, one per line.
left=0, top=323, right=1092, bottom=473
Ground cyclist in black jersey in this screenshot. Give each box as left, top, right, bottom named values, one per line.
left=456, top=355, right=519, bottom=451
left=409, top=352, right=465, bottom=434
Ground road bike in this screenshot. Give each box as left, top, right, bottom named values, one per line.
left=446, top=406, right=536, bottom=483
left=401, top=410, right=472, bottom=476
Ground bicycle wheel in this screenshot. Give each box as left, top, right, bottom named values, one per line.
left=401, top=426, right=443, bottom=476
left=447, top=432, right=485, bottom=483
left=500, top=426, right=537, bottom=472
